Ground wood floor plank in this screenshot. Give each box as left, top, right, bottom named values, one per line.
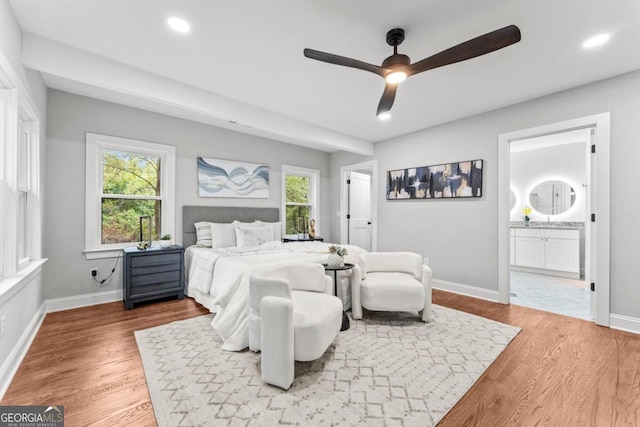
left=2, top=290, right=639, bottom=426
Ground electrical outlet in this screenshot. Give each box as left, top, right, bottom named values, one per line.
left=423, top=257, right=430, bottom=266
left=90, top=268, right=98, bottom=278
left=1, top=316, right=5, bottom=340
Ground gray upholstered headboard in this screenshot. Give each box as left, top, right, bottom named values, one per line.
left=182, top=205, right=280, bottom=248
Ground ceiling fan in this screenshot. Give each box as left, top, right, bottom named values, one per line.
left=304, top=25, right=521, bottom=117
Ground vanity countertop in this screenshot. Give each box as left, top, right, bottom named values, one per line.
left=510, top=221, right=584, bottom=230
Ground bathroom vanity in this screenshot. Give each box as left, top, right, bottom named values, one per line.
left=510, top=223, right=581, bottom=279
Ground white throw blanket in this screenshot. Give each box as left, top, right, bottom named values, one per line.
left=210, top=252, right=327, bottom=351
left=185, top=241, right=366, bottom=351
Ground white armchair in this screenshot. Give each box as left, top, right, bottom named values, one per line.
left=249, top=262, right=342, bottom=390
left=352, top=252, right=432, bottom=322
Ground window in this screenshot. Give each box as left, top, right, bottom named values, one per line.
left=101, top=150, right=161, bottom=243
left=282, top=165, right=319, bottom=236
left=85, top=133, right=175, bottom=258
left=17, top=125, right=31, bottom=266
left=0, top=87, right=42, bottom=282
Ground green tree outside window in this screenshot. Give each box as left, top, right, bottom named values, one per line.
left=101, top=150, right=161, bottom=243
left=285, top=175, right=311, bottom=234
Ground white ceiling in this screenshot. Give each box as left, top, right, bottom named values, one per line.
left=8, top=0, right=640, bottom=154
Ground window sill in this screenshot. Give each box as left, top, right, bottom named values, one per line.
left=84, top=248, right=127, bottom=260
left=0, top=258, right=48, bottom=305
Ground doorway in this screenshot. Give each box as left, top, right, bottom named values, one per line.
left=340, top=160, right=378, bottom=251
left=347, top=171, right=372, bottom=250
left=498, top=113, right=611, bottom=327
left=509, top=129, right=591, bottom=319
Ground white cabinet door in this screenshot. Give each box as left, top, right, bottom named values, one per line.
left=545, top=230, right=579, bottom=273
left=515, top=236, right=545, bottom=268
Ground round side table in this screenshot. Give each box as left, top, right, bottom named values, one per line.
left=323, top=263, right=355, bottom=331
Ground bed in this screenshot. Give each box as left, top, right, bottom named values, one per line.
left=182, top=206, right=365, bottom=351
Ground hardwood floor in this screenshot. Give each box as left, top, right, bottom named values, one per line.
left=1, top=297, right=209, bottom=427
left=2, top=291, right=639, bottom=426
left=434, top=291, right=640, bottom=427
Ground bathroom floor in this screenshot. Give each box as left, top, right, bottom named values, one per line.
left=510, top=270, right=591, bottom=320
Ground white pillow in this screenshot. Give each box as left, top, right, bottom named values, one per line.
left=211, top=221, right=238, bottom=249
left=256, top=221, right=283, bottom=241
left=194, top=221, right=213, bottom=247
left=235, top=225, right=274, bottom=248
left=236, top=221, right=259, bottom=227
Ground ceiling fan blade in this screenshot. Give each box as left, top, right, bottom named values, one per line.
left=304, top=48, right=385, bottom=78
left=408, top=25, right=521, bottom=76
left=376, top=83, right=398, bottom=116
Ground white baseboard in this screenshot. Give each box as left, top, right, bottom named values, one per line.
left=0, top=302, right=46, bottom=400
left=510, top=265, right=580, bottom=280
left=609, top=314, right=640, bottom=335
left=432, top=279, right=501, bottom=303
left=45, top=289, right=123, bottom=313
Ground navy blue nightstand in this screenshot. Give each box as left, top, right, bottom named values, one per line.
left=122, top=245, right=185, bottom=309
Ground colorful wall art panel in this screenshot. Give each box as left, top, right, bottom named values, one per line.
left=198, top=157, right=269, bottom=198
left=387, top=159, right=483, bottom=200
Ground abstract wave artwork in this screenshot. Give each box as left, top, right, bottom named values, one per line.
left=387, top=159, right=483, bottom=200
left=198, top=157, right=269, bottom=198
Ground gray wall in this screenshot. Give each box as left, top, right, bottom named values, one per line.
left=331, top=69, right=640, bottom=320
left=44, top=89, right=331, bottom=300
left=0, top=0, right=28, bottom=86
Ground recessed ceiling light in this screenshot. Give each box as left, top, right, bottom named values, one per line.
left=377, top=112, right=391, bottom=121
left=583, top=33, right=610, bottom=49
left=167, top=17, right=191, bottom=33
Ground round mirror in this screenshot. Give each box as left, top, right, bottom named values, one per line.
left=529, top=180, right=576, bottom=215
left=510, top=189, right=516, bottom=211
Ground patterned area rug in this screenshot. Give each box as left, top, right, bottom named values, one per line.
left=135, top=305, right=520, bottom=426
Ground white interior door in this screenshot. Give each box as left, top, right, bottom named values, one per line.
left=348, top=172, right=371, bottom=251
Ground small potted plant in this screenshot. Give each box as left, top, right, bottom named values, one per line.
left=159, top=233, right=173, bottom=248
left=327, top=245, right=348, bottom=268
left=522, top=206, right=532, bottom=226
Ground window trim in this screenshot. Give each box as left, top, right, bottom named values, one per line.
left=0, top=86, right=42, bottom=282
left=281, top=165, right=320, bottom=237
left=17, top=123, right=33, bottom=268
left=85, top=133, right=175, bottom=259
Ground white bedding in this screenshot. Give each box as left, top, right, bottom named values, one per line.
left=185, top=241, right=365, bottom=351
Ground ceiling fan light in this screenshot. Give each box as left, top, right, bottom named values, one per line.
left=385, top=71, right=407, bottom=84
